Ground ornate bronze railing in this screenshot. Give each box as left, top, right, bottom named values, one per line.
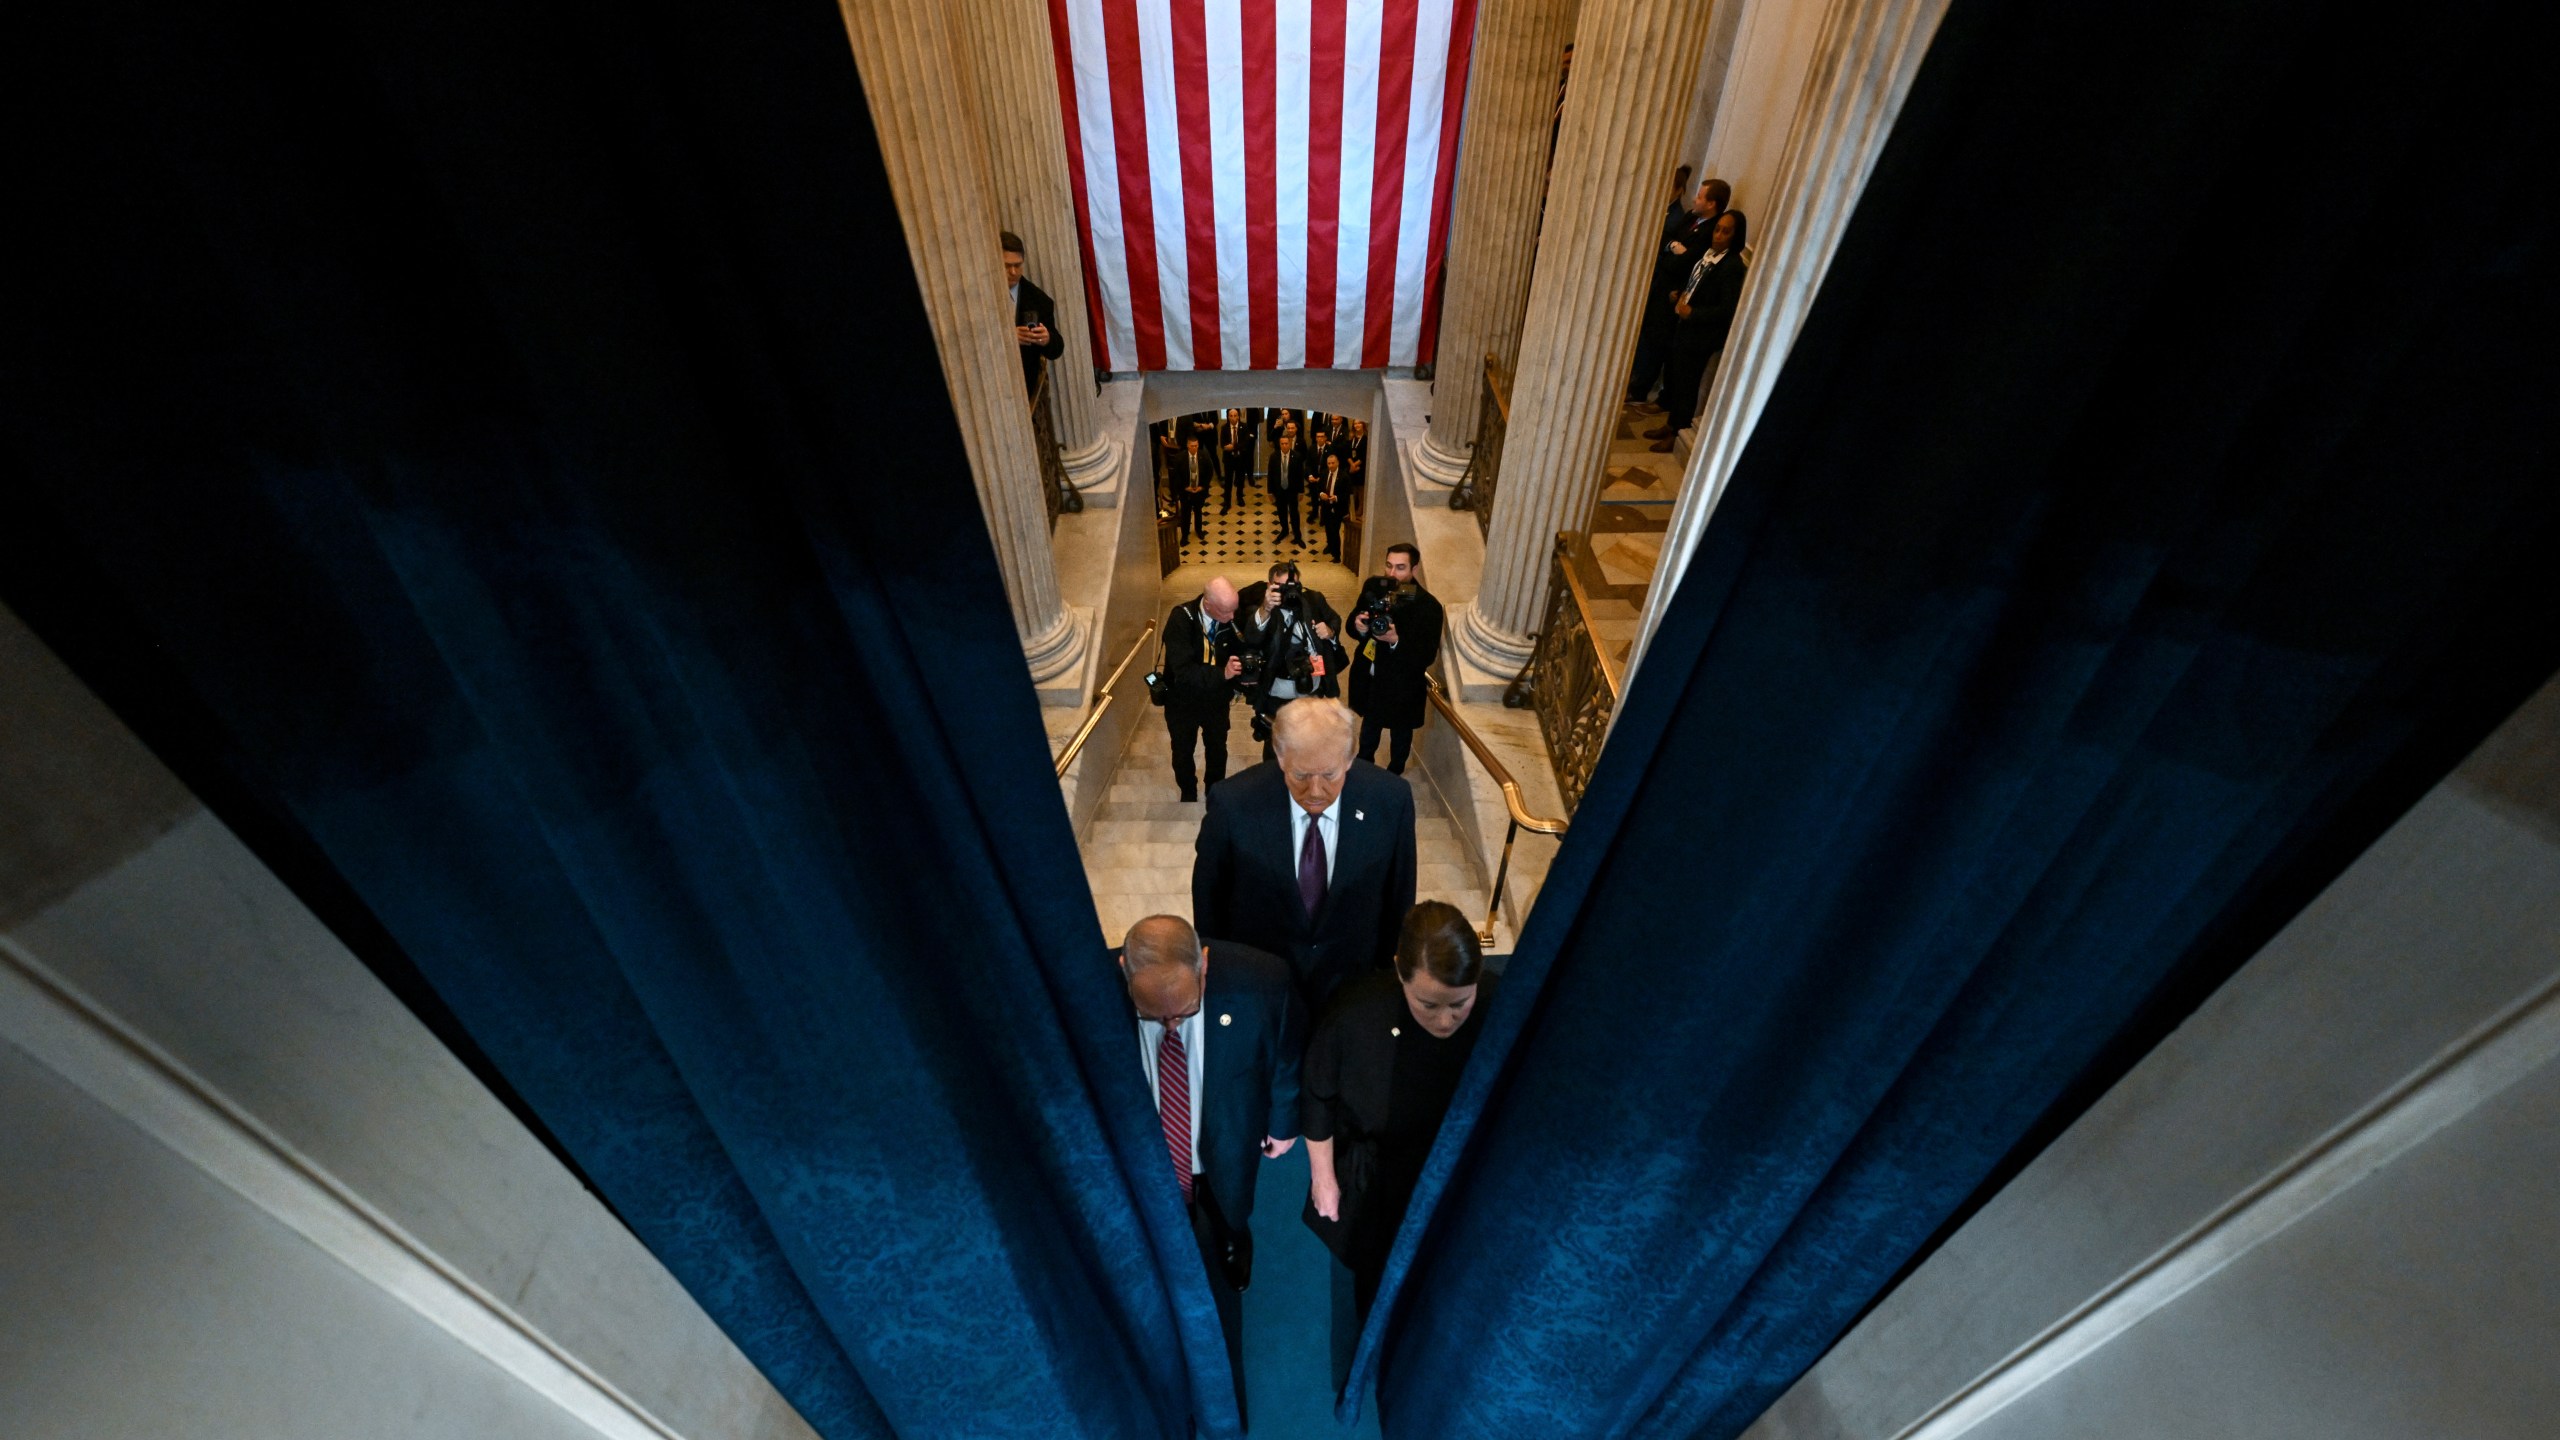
left=1422, top=672, right=1568, bottom=949
left=1447, top=352, right=1511, bottom=537
left=1031, top=368, right=1083, bottom=531
left=1053, top=619, right=1158, bottom=779
left=1515, top=534, right=1624, bottom=813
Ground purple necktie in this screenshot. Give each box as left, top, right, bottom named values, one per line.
left=1298, top=814, right=1327, bottom=920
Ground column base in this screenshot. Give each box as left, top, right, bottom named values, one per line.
left=1406, top=431, right=1472, bottom=490
left=1024, top=603, right=1095, bottom=707
left=1446, top=599, right=1536, bottom=703
left=1059, top=434, right=1128, bottom=507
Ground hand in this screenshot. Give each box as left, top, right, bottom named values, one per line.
left=1014, top=324, right=1042, bottom=346
left=1674, top=298, right=1692, bottom=319
left=1379, top=621, right=1400, bottom=647
left=1310, top=1169, right=1341, bottom=1222
left=1222, top=657, right=1243, bottom=679
left=1261, top=1136, right=1296, bottom=1158
left=1261, top=587, right=1283, bottom=613
left=1312, top=621, right=1333, bottom=641
left=1669, top=242, right=1688, bottom=255
left=1351, top=611, right=1369, bottom=636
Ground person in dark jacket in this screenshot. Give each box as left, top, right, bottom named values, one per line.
left=1627, top=179, right=1728, bottom=408
left=1302, top=901, right=1497, bottom=1327
left=1002, top=231, right=1065, bottom=396
left=1118, top=915, right=1303, bottom=1425
left=1647, top=208, right=1750, bottom=450
left=1193, top=698, right=1416, bottom=1009
left=1161, top=576, right=1245, bottom=801
left=1269, top=432, right=1309, bottom=547
left=1312, top=451, right=1353, bottom=561
left=1346, top=543, right=1445, bottom=774
left=1236, top=561, right=1348, bottom=750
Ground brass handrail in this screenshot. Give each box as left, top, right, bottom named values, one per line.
left=1054, top=620, right=1159, bottom=779
left=1423, top=671, right=1566, bottom=948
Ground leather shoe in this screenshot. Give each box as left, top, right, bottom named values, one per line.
left=1642, top=424, right=1675, bottom=439
left=1649, top=437, right=1678, bottom=452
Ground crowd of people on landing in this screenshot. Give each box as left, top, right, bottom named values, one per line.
left=1626, top=168, right=1751, bottom=450
left=1117, top=696, right=1487, bottom=1417
left=1152, top=407, right=1371, bottom=562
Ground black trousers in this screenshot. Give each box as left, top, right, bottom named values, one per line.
left=1625, top=301, right=1674, bottom=400
left=1191, top=1183, right=1247, bottom=1425
left=1272, top=488, right=1305, bottom=543
left=1358, top=713, right=1414, bottom=774
left=1168, top=713, right=1229, bottom=798
left=1662, top=340, right=1725, bottom=430
left=1179, top=488, right=1208, bottom=539
left=1220, top=456, right=1246, bottom=509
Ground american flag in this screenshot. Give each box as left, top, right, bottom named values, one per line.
left=1046, top=0, right=1480, bottom=371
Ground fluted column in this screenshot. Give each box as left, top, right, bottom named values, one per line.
left=1410, top=0, right=1581, bottom=489
left=1621, top=0, right=1955, bottom=690
left=1447, top=0, right=1720, bottom=679
left=956, top=0, right=1125, bottom=492
left=835, top=0, right=1089, bottom=694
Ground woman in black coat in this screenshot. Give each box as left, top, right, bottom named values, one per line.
left=1647, top=207, right=1749, bottom=451
left=1302, top=901, right=1500, bottom=1321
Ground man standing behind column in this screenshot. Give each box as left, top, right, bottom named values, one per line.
left=1002, top=231, right=1064, bottom=395
left=1627, top=179, right=1727, bottom=409
left=1194, top=698, right=1417, bottom=1008
left=1161, top=576, right=1244, bottom=802
left=1118, top=915, right=1302, bottom=1426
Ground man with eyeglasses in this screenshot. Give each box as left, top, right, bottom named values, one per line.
left=1120, top=914, right=1302, bottom=1425
left=1192, top=697, right=1417, bottom=1010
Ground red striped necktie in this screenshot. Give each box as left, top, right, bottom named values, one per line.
left=1158, top=1024, right=1193, bottom=1203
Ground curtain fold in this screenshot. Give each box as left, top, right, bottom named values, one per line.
left=1350, top=0, right=2560, bottom=1434
left=4, top=0, right=1234, bottom=1435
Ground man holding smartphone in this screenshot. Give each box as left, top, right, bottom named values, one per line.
left=1003, top=230, right=1064, bottom=396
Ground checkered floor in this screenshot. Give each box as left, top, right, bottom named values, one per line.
left=1169, top=468, right=1346, bottom=566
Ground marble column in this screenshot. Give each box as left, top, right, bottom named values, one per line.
left=1446, top=0, right=1721, bottom=684
left=1409, top=0, right=1581, bottom=489
left=833, top=0, right=1090, bottom=697
left=1621, top=0, right=1955, bottom=688
left=956, top=0, right=1126, bottom=493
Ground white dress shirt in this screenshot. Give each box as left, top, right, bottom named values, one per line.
left=1289, top=795, right=1342, bottom=888
left=1137, top=1007, right=1206, bottom=1176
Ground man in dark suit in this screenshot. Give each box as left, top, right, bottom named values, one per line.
left=1217, top=408, right=1254, bottom=513
left=1161, top=576, right=1244, bottom=801
left=1268, top=431, right=1308, bottom=547
left=1119, top=914, right=1302, bottom=1424
left=1174, top=433, right=1218, bottom=542
left=1347, top=542, right=1445, bottom=774
left=1236, top=561, right=1347, bottom=753
left=1626, top=179, right=1727, bottom=408
left=1002, top=231, right=1065, bottom=396
left=1193, top=697, right=1417, bottom=1009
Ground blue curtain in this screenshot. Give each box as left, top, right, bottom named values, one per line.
left=3, top=2, right=1235, bottom=1436
left=1353, top=0, right=2560, bottom=1434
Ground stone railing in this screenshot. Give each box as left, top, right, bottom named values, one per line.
left=1447, top=352, right=1512, bottom=537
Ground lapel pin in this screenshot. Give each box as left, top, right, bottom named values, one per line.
left=1355, top=808, right=1365, bottom=821
left=1219, top=1013, right=1232, bottom=1026
left=1391, top=1026, right=1401, bottom=1038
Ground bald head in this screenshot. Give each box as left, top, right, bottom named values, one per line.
left=1122, top=915, right=1206, bottom=1025
left=1203, top=576, right=1239, bottom=622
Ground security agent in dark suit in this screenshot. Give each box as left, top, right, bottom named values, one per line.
left=1267, top=434, right=1310, bottom=546
left=1174, top=434, right=1219, bottom=541
left=1627, top=179, right=1727, bottom=406
left=1347, top=542, right=1445, bottom=774
left=1217, top=408, right=1255, bottom=512
left=1119, top=915, right=1303, bottom=1424
left=1002, top=231, right=1065, bottom=396
left=1160, top=576, right=1245, bottom=801
left=1193, top=698, right=1418, bottom=1009
left=1648, top=208, right=1750, bottom=449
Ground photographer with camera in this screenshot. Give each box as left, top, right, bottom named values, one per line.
left=1346, top=543, right=1444, bottom=775
left=1236, top=561, right=1348, bottom=759
left=1157, top=576, right=1247, bottom=802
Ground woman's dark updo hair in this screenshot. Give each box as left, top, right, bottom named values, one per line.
left=1395, top=901, right=1485, bottom=988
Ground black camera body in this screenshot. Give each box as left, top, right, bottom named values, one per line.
left=1273, top=578, right=1304, bottom=607
left=1356, top=579, right=1420, bottom=637
left=1216, top=632, right=1266, bottom=692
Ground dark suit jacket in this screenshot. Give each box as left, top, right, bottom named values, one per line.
left=1234, top=582, right=1348, bottom=700
left=1269, top=447, right=1308, bottom=494
left=1193, top=761, right=1418, bottom=1007
left=1161, top=597, right=1242, bottom=728
left=1174, top=445, right=1221, bottom=503
left=1118, top=939, right=1304, bottom=1249
left=1013, top=278, right=1065, bottom=395
left=1672, top=251, right=1749, bottom=356
left=1347, top=580, right=1445, bottom=728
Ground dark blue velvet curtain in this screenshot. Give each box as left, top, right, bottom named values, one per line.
left=1354, top=0, right=2560, bottom=1435
left=4, top=2, right=1234, bottom=1436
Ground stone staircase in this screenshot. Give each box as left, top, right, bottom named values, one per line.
left=1082, top=719, right=1485, bottom=948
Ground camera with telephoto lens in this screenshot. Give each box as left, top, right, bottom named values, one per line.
left=1356, top=580, right=1420, bottom=638
left=1217, top=632, right=1266, bottom=693
left=1273, top=578, right=1304, bottom=608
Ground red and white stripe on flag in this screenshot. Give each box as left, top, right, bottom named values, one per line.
left=1046, top=0, right=1479, bottom=372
